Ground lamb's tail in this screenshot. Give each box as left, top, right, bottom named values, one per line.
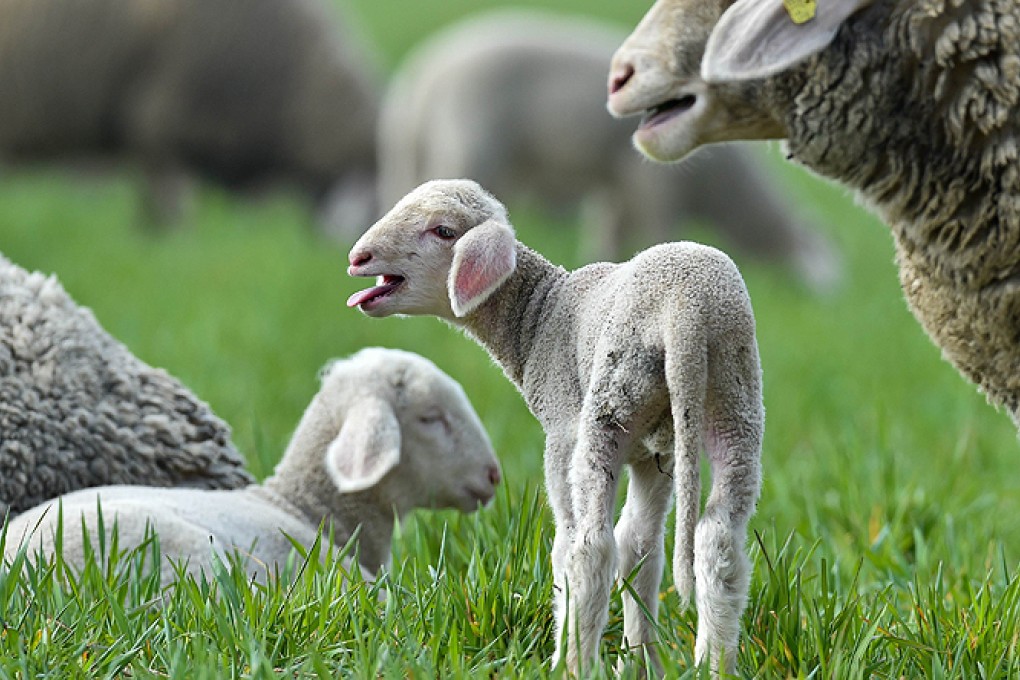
left=664, top=330, right=708, bottom=607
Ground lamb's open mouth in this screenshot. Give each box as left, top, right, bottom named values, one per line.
left=639, top=94, right=697, bottom=129
left=346, top=274, right=405, bottom=309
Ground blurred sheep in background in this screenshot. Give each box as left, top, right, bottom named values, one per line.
left=0, top=0, right=382, bottom=231
left=376, top=8, right=842, bottom=291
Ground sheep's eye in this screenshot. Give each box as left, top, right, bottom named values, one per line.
left=431, top=225, right=456, bottom=240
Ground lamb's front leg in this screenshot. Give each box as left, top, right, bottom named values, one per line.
left=615, top=455, right=672, bottom=673
left=561, top=420, right=626, bottom=675
left=545, top=434, right=577, bottom=671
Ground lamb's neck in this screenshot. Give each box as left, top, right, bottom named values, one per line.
left=262, top=421, right=396, bottom=574
left=455, top=243, right=566, bottom=388
left=773, top=0, right=1020, bottom=290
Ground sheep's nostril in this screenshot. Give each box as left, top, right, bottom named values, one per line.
left=488, top=465, right=502, bottom=487
left=349, top=251, right=372, bottom=268
left=609, top=63, right=635, bottom=95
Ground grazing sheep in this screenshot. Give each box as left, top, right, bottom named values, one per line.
left=377, top=8, right=840, bottom=290
left=0, top=0, right=381, bottom=227
left=5, top=348, right=502, bottom=582
left=0, top=253, right=252, bottom=519
left=607, top=0, right=1020, bottom=426
left=347, top=180, right=763, bottom=675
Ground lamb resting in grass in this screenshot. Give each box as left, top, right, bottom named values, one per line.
left=0, top=253, right=252, bottom=518
left=347, top=180, right=763, bottom=675
left=5, top=348, right=501, bottom=582
left=607, top=0, right=1020, bottom=427
left=377, top=8, right=840, bottom=290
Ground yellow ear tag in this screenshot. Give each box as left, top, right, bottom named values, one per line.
left=783, top=0, right=817, bottom=24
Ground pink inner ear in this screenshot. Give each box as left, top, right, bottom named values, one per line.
left=450, top=220, right=516, bottom=315
left=453, top=257, right=497, bottom=304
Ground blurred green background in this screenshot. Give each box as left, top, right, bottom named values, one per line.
left=1, top=0, right=1017, bottom=577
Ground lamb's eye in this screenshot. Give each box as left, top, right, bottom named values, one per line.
left=432, top=225, right=456, bottom=240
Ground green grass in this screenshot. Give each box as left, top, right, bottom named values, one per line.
left=1, top=1, right=1019, bottom=677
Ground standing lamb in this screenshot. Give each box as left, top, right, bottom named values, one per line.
left=0, top=0, right=381, bottom=227
left=378, top=8, right=840, bottom=290
left=347, top=180, right=763, bottom=675
left=0, top=253, right=252, bottom=519
left=607, top=0, right=1020, bottom=426
left=5, top=348, right=502, bottom=582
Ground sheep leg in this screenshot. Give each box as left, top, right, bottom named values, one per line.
left=561, top=421, right=627, bottom=675
left=545, top=435, right=577, bottom=671
left=614, top=456, right=672, bottom=673
left=693, top=412, right=761, bottom=674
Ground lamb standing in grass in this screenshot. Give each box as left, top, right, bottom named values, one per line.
left=378, top=8, right=840, bottom=290
left=5, top=348, right=502, bottom=582
left=0, top=253, right=252, bottom=518
left=607, top=0, right=1020, bottom=426
left=347, top=180, right=763, bottom=675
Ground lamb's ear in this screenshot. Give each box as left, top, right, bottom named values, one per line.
left=325, top=398, right=401, bottom=493
left=702, top=0, right=872, bottom=83
left=448, top=218, right=517, bottom=317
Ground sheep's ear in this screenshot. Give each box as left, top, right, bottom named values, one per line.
left=702, top=0, right=872, bottom=83
left=325, top=398, right=401, bottom=493
left=448, top=218, right=517, bottom=318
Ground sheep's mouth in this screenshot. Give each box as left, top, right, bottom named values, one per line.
left=639, top=94, right=697, bottom=130
left=346, top=274, right=405, bottom=310
left=464, top=485, right=496, bottom=509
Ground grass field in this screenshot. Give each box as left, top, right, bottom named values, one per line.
left=1, top=1, right=1019, bottom=677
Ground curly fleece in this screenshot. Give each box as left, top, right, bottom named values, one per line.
left=0, top=254, right=253, bottom=517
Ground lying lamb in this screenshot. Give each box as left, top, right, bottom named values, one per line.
left=378, top=8, right=840, bottom=290
left=0, top=253, right=252, bottom=518
left=607, top=0, right=1020, bottom=427
left=0, top=0, right=381, bottom=228
left=347, top=180, right=763, bottom=675
left=5, top=348, right=502, bottom=582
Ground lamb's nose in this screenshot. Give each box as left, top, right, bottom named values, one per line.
left=609, top=63, right=635, bottom=94
left=349, top=250, right=372, bottom=268
left=488, top=464, right=502, bottom=487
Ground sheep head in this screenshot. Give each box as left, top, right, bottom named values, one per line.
left=347, top=179, right=517, bottom=319
left=606, top=0, right=871, bottom=162
left=319, top=347, right=501, bottom=514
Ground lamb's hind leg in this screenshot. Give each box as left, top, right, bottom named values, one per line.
left=695, top=354, right=763, bottom=674
left=694, top=428, right=760, bottom=674
left=615, top=454, right=672, bottom=673
left=562, top=411, right=628, bottom=674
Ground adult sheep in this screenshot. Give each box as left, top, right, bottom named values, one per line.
left=0, top=0, right=380, bottom=227
left=378, top=8, right=840, bottom=290
left=347, top=180, right=763, bottom=675
left=607, top=0, right=1020, bottom=426
left=6, top=348, right=501, bottom=583
left=0, top=253, right=253, bottom=518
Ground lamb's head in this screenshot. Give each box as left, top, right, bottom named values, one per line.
left=606, top=0, right=872, bottom=162
left=347, top=179, right=517, bottom=319
left=318, top=347, right=501, bottom=515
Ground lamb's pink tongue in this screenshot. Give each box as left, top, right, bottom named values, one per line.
left=347, top=285, right=385, bottom=307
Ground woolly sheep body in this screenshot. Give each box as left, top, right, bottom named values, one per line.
left=5, top=348, right=501, bottom=581
left=377, top=9, right=840, bottom=289
left=0, top=253, right=252, bottom=518
left=347, top=180, right=763, bottom=675
left=0, top=0, right=380, bottom=223
left=608, top=0, right=1020, bottom=426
